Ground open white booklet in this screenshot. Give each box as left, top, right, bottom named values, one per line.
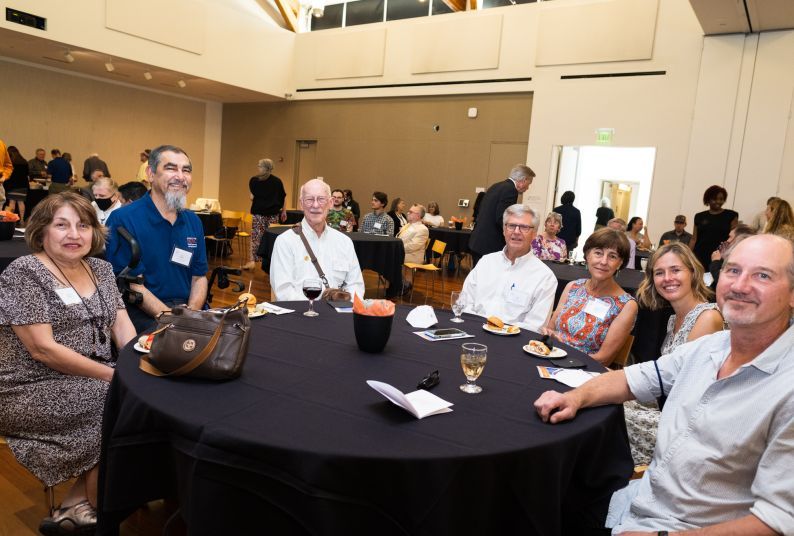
left=367, top=380, right=453, bottom=419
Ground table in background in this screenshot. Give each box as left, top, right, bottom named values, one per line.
left=25, top=189, right=48, bottom=220
left=98, top=305, right=632, bottom=535
left=428, top=227, right=471, bottom=255
left=259, top=227, right=405, bottom=298
left=543, top=260, right=671, bottom=362
left=0, top=237, right=30, bottom=274
left=194, top=211, right=223, bottom=237
left=284, top=209, right=304, bottom=225
left=634, top=249, right=651, bottom=271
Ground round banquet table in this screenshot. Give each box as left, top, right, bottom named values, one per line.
left=284, top=209, right=304, bottom=225
left=0, top=236, right=31, bottom=274
left=428, top=227, right=471, bottom=254
left=259, top=226, right=405, bottom=298
left=97, top=304, right=633, bottom=535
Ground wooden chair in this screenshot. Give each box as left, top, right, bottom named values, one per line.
left=610, top=334, right=635, bottom=369
left=404, top=239, right=446, bottom=304
left=1, top=435, right=56, bottom=515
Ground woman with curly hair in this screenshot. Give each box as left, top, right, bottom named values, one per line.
left=689, top=184, right=738, bottom=269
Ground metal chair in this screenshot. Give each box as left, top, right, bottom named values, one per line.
left=404, top=239, right=446, bottom=304
left=205, top=211, right=241, bottom=259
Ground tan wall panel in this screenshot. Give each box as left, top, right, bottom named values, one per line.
left=106, top=0, right=206, bottom=55
left=411, top=15, right=503, bottom=74
left=536, top=0, right=658, bottom=66
left=0, top=60, right=207, bottom=198
left=313, top=29, right=387, bottom=80
left=220, top=94, right=532, bottom=222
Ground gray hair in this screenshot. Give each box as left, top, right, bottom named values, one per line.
left=722, top=233, right=794, bottom=289
left=91, top=177, right=117, bottom=193
left=148, top=145, right=191, bottom=173
left=608, top=217, right=627, bottom=231
left=257, top=158, right=274, bottom=177
left=508, top=164, right=535, bottom=183
left=545, top=211, right=563, bottom=229
left=299, top=178, right=331, bottom=199
left=502, top=204, right=539, bottom=228
left=413, top=204, right=427, bottom=218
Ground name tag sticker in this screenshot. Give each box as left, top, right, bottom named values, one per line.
left=506, top=287, right=530, bottom=306
left=55, top=287, right=82, bottom=305
left=340, top=220, right=348, bottom=227
left=171, top=247, right=193, bottom=267
left=584, top=298, right=610, bottom=321
left=374, top=222, right=382, bottom=229
left=703, top=272, right=714, bottom=287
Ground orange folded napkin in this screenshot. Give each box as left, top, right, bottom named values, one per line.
left=0, top=211, right=20, bottom=223
left=450, top=216, right=467, bottom=223
left=353, top=294, right=396, bottom=316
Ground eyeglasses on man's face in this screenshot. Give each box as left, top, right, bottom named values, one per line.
left=505, top=223, right=534, bottom=233
left=302, top=196, right=329, bottom=207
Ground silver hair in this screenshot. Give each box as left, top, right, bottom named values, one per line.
left=148, top=144, right=190, bottom=173
left=91, top=177, right=117, bottom=193
left=413, top=204, right=427, bottom=218
left=545, top=211, right=563, bottom=229
left=502, top=204, right=539, bottom=228
left=299, top=178, right=331, bottom=199
left=257, top=158, right=274, bottom=177
left=164, top=190, right=187, bottom=212
left=508, top=164, right=535, bottom=183
left=722, top=233, right=794, bottom=289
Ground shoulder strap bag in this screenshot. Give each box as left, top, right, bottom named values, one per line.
left=292, top=224, right=352, bottom=302
left=139, top=298, right=251, bottom=380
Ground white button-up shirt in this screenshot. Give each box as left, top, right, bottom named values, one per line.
left=459, top=248, right=557, bottom=331
left=608, top=323, right=794, bottom=534
left=270, top=220, right=365, bottom=301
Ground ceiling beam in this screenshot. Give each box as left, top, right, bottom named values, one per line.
left=274, top=0, right=299, bottom=32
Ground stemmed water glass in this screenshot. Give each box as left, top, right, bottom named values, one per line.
left=302, top=277, right=323, bottom=317
left=460, top=342, right=487, bottom=394
left=450, top=291, right=465, bottom=323
left=566, top=250, right=576, bottom=264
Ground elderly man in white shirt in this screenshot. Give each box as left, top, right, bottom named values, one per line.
left=270, top=179, right=365, bottom=300
left=459, top=204, right=557, bottom=331
left=534, top=234, right=794, bottom=535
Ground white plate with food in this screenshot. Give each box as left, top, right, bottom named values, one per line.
left=523, top=340, right=567, bottom=359
left=482, top=323, right=521, bottom=336
left=133, top=342, right=150, bottom=353
left=248, top=308, right=267, bottom=319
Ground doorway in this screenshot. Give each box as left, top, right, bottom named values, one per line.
left=552, top=145, right=656, bottom=254
left=292, top=140, right=318, bottom=207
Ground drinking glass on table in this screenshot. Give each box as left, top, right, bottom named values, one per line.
left=302, top=277, right=323, bottom=317
left=566, top=250, right=575, bottom=264
left=450, top=291, right=465, bottom=323
left=460, top=342, right=487, bottom=394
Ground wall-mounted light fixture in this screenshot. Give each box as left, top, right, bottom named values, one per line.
left=143, top=71, right=152, bottom=80
left=104, top=56, right=115, bottom=72
left=64, top=50, right=74, bottom=63
left=177, top=79, right=187, bottom=88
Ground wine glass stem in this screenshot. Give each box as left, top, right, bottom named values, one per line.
left=309, top=299, right=314, bottom=314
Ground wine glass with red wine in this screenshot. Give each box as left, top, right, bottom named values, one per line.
left=302, top=277, right=323, bottom=317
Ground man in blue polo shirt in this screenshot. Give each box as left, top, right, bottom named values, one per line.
left=105, top=144, right=208, bottom=331
left=46, top=149, right=73, bottom=195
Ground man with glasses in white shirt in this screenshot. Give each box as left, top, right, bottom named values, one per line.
left=534, top=233, right=794, bottom=535
left=270, top=178, right=365, bottom=301
left=458, top=204, right=557, bottom=331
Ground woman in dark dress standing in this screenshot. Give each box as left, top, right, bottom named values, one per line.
left=4, top=146, right=30, bottom=221
left=689, top=185, right=738, bottom=270
left=245, top=159, right=286, bottom=270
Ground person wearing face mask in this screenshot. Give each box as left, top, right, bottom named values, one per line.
left=105, top=145, right=208, bottom=332
left=90, top=177, right=122, bottom=226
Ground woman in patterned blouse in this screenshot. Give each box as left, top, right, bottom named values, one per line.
left=531, top=212, right=568, bottom=261
left=545, top=228, right=638, bottom=366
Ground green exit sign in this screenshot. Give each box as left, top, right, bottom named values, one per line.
left=596, top=128, right=614, bottom=145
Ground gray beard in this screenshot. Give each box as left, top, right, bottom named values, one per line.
left=165, top=190, right=187, bottom=211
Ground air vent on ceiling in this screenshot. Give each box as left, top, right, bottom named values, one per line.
left=6, top=7, right=46, bottom=30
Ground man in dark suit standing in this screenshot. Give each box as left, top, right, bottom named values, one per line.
left=554, top=190, right=582, bottom=252
left=468, top=164, right=534, bottom=266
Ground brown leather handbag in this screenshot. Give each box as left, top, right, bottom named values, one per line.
left=139, top=299, right=251, bottom=380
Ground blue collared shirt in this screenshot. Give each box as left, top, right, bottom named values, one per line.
left=105, top=193, right=208, bottom=304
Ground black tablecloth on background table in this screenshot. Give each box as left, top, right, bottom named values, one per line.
left=98, top=304, right=632, bottom=535
left=428, top=227, right=471, bottom=254
left=25, top=189, right=48, bottom=220
left=259, top=226, right=405, bottom=297
left=284, top=209, right=304, bottom=225
left=195, top=211, right=223, bottom=236
left=0, top=237, right=31, bottom=274
left=543, top=261, right=672, bottom=362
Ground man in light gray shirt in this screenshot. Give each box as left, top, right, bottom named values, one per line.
left=534, top=233, right=794, bottom=535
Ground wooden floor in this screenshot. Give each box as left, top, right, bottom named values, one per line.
left=0, top=243, right=470, bottom=535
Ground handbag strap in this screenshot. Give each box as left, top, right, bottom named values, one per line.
left=139, top=299, right=246, bottom=377
left=292, top=224, right=330, bottom=288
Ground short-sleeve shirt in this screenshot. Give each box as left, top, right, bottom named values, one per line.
left=531, top=235, right=567, bottom=261
left=692, top=209, right=738, bottom=268
left=554, top=279, right=634, bottom=356
left=105, top=193, right=208, bottom=304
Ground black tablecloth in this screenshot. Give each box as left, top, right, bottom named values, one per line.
left=259, top=227, right=405, bottom=297
left=428, top=227, right=471, bottom=254
left=25, top=189, right=48, bottom=221
left=543, top=261, right=672, bottom=362
left=98, top=305, right=632, bottom=535
left=634, top=249, right=651, bottom=271
left=284, top=210, right=304, bottom=225
left=0, top=237, right=30, bottom=274
left=195, top=211, right=223, bottom=236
